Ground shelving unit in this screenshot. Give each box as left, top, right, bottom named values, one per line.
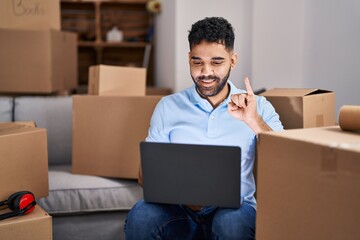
left=61, top=0, right=154, bottom=86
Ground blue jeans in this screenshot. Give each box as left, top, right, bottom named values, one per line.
left=124, top=200, right=256, bottom=240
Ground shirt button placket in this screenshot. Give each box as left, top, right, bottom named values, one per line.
left=207, top=113, right=217, bottom=138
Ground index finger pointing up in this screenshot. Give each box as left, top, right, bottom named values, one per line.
left=244, top=77, right=254, bottom=95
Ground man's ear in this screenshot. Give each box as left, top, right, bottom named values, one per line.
left=230, top=53, right=238, bottom=69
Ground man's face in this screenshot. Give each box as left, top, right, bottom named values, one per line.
left=189, top=41, right=237, bottom=97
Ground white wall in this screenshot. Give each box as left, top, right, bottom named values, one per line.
left=252, top=0, right=360, bottom=116
left=153, top=0, right=176, bottom=91
left=154, top=0, right=254, bottom=92
left=252, top=0, right=306, bottom=89
left=302, top=0, right=360, bottom=116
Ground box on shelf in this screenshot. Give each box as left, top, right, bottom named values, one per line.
left=0, top=28, right=77, bottom=94
left=0, top=122, right=48, bottom=200
left=72, top=95, right=162, bottom=179
left=0, top=0, right=60, bottom=30
left=0, top=205, right=52, bottom=240
left=88, top=65, right=146, bottom=96
left=256, top=126, right=360, bottom=240
left=260, top=88, right=335, bottom=129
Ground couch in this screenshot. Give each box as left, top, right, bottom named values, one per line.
left=0, top=95, right=142, bottom=240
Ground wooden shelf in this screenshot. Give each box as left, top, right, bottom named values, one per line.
left=61, top=0, right=154, bottom=86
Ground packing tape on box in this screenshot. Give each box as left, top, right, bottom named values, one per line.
left=339, top=105, right=360, bottom=131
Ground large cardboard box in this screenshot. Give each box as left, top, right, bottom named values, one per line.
left=146, top=86, right=172, bottom=96
left=88, top=65, right=146, bottom=96
left=72, top=95, right=162, bottom=179
left=0, top=122, right=48, bottom=200
left=261, top=88, right=335, bottom=129
left=0, top=28, right=77, bottom=94
left=0, top=205, right=52, bottom=240
left=0, top=0, right=60, bottom=30
left=256, top=126, right=360, bottom=240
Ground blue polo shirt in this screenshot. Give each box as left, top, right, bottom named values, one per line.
left=146, top=81, right=283, bottom=209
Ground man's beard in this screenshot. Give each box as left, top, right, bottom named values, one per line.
left=192, top=67, right=231, bottom=97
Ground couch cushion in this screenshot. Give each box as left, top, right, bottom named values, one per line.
left=14, top=96, right=72, bottom=165
left=38, top=165, right=143, bottom=215
left=0, top=96, right=13, bottom=121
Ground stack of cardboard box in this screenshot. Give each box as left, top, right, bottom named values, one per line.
left=256, top=89, right=360, bottom=239
left=72, top=65, right=162, bottom=179
left=0, top=122, right=52, bottom=239
left=0, top=0, right=77, bottom=94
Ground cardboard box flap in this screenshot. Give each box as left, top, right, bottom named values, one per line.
left=261, top=88, right=332, bottom=97
left=306, top=89, right=333, bottom=96
left=0, top=205, right=50, bottom=226
left=260, top=126, right=360, bottom=152
left=0, top=122, right=37, bottom=135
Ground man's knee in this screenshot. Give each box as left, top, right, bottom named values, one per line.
left=212, top=203, right=256, bottom=240
left=125, top=201, right=192, bottom=239
left=126, top=200, right=163, bottom=228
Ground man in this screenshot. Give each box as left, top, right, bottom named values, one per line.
left=124, top=17, right=283, bottom=240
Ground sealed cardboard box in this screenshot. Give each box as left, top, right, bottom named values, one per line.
left=72, top=95, right=162, bottom=179
left=0, top=0, right=60, bottom=30
left=256, top=126, right=360, bottom=240
left=88, top=65, right=146, bottom=96
left=0, top=205, right=52, bottom=240
left=0, top=122, right=48, bottom=200
left=0, top=28, right=77, bottom=94
left=260, top=88, right=335, bottom=129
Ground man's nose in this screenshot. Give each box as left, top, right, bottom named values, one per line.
left=201, top=64, right=214, bottom=76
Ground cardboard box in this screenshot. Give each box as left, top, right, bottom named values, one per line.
left=256, top=126, right=360, bottom=240
left=88, top=65, right=146, bottom=96
left=0, top=205, right=52, bottom=240
left=0, top=122, right=48, bottom=200
left=72, top=95, right=162, bottom=179
left=260, top=88, right=335, bottom=129
left=0, top=0, right=60, bottom=30
left=146, top=86, right=172, bottom=96
left=0, top=28, right=77, bottom=94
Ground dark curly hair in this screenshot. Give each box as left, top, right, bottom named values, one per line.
left=188, top=17, right=235, bottom=51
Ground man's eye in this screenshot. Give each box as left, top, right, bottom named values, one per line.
left=212, top=61, right=223, bottom=65
left=192, top=61, right=202, bottom=65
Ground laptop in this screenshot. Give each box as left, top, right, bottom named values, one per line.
left=140, top=142, right=241, bottom=208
